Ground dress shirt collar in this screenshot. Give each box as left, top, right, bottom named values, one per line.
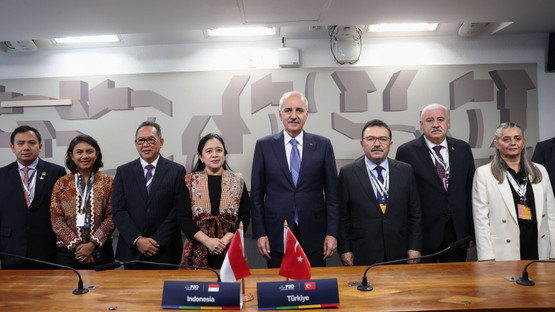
left=17, top=157, right=39, bottom=170
left=365, top=156, right=389, bottom=172
left=139, top=155, right=160, bottom=169
left=424, top=136, right=448, bottom=151
left=283, top=130, right=304, bottom=147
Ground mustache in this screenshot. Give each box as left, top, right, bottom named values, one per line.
left=371, top=147, right=383, bottom=152
left=431, top=127, right=443, bottom=133
left=287, top=118, right=300, bottom=123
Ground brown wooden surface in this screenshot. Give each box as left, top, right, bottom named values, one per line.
left=1, top=261, right=555, bottom=311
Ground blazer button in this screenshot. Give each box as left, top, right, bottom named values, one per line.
left=502, top=219, right=507, bottom=223
left=542, top=234, right=546, bottom=238
left=506, top=239, right=511, bottom=243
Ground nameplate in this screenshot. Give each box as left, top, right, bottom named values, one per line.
left=257, top=278, right=339, bottom=310
left=161, top=281, right=241, bottom=310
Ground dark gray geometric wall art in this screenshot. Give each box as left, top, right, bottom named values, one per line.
left=0, top=64, right=538, bottom=182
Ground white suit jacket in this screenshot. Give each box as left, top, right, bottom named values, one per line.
left=472, top=162, right=555, bottom=261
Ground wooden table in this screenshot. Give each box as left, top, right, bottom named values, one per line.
left=1, top=261, right=554, bottom=311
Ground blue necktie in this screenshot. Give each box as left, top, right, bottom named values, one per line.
left=290, top=139, right=300, bottom=186
left=145, top=164, right=154, bottom=194
left=374, top=166, right=385, bottom=204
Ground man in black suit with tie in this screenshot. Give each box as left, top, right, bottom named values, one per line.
left=112, top=121, right=188, bottom=269
left=251, top=91, right=340, bottom=268
left=532, top=137, right=555, bottom=195
left=0, top=125, right=66, bottom=269
left=396, top=104, right=475, bottom=262
left=339, top=120, right=422, bottom=266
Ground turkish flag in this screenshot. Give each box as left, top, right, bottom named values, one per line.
left=279, top=227, right=311, bottom=280
left=220, top=228, right=251, bottom=282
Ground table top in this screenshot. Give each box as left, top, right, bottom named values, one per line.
left=1, top=260, right=554, bottom=311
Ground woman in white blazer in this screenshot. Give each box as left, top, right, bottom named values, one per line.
left=473, top=122, right=555, bottom=261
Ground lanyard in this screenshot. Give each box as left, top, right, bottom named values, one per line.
left=365, top=163, right=389, bottom=203
left=21, top=169, right=37, bottom=201
left=75, top=172, right=95, bottom=213
left=506, top=171, right=527, bottom=201
left=429, top=148, right=450, bottom=178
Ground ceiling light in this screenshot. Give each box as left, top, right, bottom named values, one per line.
left=206, top=27, right=277, bottom=37
left=367, top=23, right=438, bottom=33
left=54, top=34, right=120, bottom=44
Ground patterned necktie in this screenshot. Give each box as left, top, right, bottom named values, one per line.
left=433, top=145, right=451, bottom=220
left=290, top=139, right=301, bottom=186
left=22, top=167, right=31, bottom=207
left=145, top=164, right=154, bottom=194
left=374, top=166, right=385, bottom=204
left=433, top=145, right=446, bottom=182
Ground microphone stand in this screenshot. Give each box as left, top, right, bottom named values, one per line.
left=0, top=251, right=89, bottom=295
left=357, top=236, right=472, bottom=291
left=94, top=260, right=222, bottom=282
left=516, top=259, right=555, bottom=286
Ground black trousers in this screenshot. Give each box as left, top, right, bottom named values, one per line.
left=420, top=219, right=467, bottom=263
left=266, top=224, right=326, bottom=268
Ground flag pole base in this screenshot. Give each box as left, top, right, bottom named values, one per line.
left=242, top=292, right=254, bottom=302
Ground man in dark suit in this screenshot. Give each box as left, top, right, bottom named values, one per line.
left=0, top=125, right=66, bottom=269
left=112, top=121, right=187, bottom=269
left=251, top=91, right=340, bottom=268
left=339, top=120, right=422, bottom=266
left=532, top=137, right=555, bottom=195
left=396, top=104, right=475, bottom=262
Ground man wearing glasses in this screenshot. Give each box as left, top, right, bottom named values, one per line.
left=112, top=121, right=188, bottom=269
left=338, top=119, right=422, bottom=266
left=396, top=104, right=475, bottom=263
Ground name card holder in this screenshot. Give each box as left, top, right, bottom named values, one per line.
left=257, top=278, right=339, bottom=310
left=161, top=281, right=241, bottom=310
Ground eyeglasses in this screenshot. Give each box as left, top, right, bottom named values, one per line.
left=135, top=137, right=158, bottom=145
left=363, top=136, right=390, bottom=144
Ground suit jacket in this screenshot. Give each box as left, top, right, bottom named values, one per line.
left=0, top=159, right=66, bottom=266
left=396, top=135, right=475, bottom=250
left=251, top=131, right=340, bottom=253
left=532, top=137, right=555, bottom=195
left=112, top=156, right=187, bottom=264
left=338, top=157, right=422, bottom=265
left=472, top=163, right=555, bottom=260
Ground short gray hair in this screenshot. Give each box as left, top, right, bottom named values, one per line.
left=420, top=103, right=450, bottom=120
left=279, top=91, right=309, bottom=111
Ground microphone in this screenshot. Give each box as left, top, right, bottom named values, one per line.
left=357, top=236, right=472, bottom=291
left=0, top=251, right=89, bottom=295
left=94, top=260, right=222, bottom=282
left=515, top=259, right=555, bottom=286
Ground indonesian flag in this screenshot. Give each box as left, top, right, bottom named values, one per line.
left=279, top=227, right=311, bottom=280
left=220, top=227, right=251, bottom=282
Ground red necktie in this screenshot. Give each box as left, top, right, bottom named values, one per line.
left=22, top=167, right=31, bottom=207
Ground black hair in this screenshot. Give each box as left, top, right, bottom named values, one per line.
left=135, top=121, right=162, bottom=138
left=361, top=119, right=392, bottom=139
left=11, top=125, right=42, bottom=144
left=192, top=133, right=230, bottom=172
left=65, top=134, right=104, bottom=173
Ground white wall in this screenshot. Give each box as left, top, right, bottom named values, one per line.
left=0, top=33, right=553, bottom=139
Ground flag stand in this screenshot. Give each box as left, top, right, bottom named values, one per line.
left=241, top=278, right=254, bottom=302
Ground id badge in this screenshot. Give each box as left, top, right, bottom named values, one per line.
left=518, top=204, right=532, bottom=220
left=443, top=178, right=449, bottom=190
left=76, top=213, right=86, bottom=227
left=379, top=203, right=387, bottom=214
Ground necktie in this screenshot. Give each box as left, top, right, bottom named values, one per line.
left=22, top=167, right=31, bottom=207
left=290, top=139, right=301, bottom=225
left=374, top=166, right=385, bottom=205
left=433, top=145, right=451, bottom=220
left=433, top=145, right=446, bottom=182
left=145, top=164, right=154, bottom=194
left=290, top=139, right=301, bottom=186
